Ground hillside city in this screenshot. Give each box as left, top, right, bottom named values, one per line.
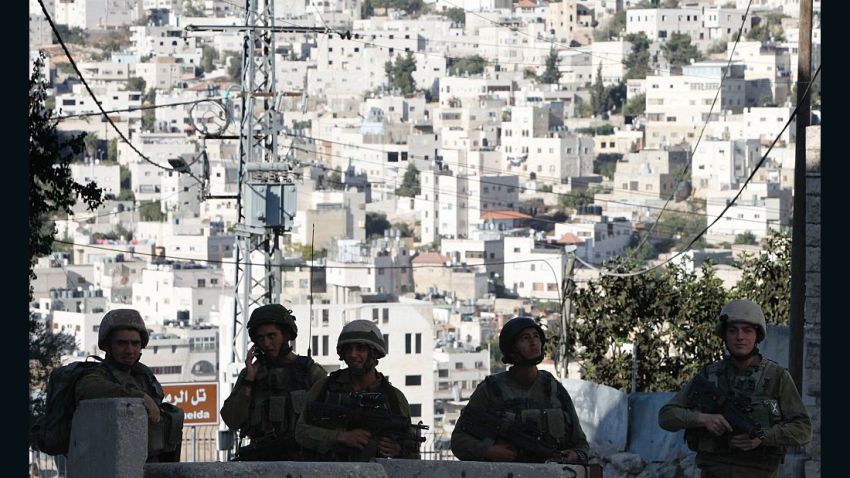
left=28, top=0, right=821, bottom=475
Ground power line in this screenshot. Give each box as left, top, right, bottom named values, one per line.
left=36, top=0, right=178, bottom=173
left=627, top=0, right=754, bottom=258
left=52, top=238, right=572, bottom=271
left=572, top=64, right=819, bottom=278
left=56, top=99, right=217, bottom=120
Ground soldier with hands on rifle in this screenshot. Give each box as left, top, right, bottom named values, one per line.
left=658, top=300, right=812, bottom=478
left=221, top=304, right=327, bottom=461
left=295, top=320, right=423, bottom=461
left=451, top=316, right=589, bottom=463
left=74, top=309, right=184, bottom=462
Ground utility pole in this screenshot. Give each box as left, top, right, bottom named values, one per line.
left=558, top=245, right=577, bottom=379
left=183, top=2, right=343, bottom=459
left=789, top=0, right=813, bottom=393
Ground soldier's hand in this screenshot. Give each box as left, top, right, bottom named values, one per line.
left=484, top=444, right=517, bottom=462
left=142, top=393, right=161, bottom=424
left=729, top=434, right=763, bottom=451
left=244, top=346, right=259, bottom=381
left=558, top=449, right=579, bottom=462
left=378, top=437, right=402, bottom=458
left=697, top=413, right=732, bottom=436
left=336, top=429, right=372, bottom=449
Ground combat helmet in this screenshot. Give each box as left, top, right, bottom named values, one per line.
left=499, top=316, right=546, bottom=365
left=98, top=309, right=150, bottom=350
left=336, top=320, right=387, bottom=359
left=716, top=299, right=767, bottom=343
left=247, top=304, right=298, bottom=341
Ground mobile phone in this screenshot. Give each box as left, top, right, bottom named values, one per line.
left=252, top=344, right=265, bottom=360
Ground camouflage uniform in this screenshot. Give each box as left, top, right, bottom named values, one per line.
left=294, top=368, right=421, bottom=461
left=451, top=369, right=589, bottom=462
left=220, top=353, right=326, bottom=460
left=659, top=300, right=812, bottom=478
left=659, top=355, right=811, bottom=478
left=75, top=309, right=183, bottom=463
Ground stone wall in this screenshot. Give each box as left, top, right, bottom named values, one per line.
left=804, top=125, right=821, bottom=476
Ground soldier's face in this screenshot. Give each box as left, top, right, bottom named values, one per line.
left=253, top=324, right=288, bottom=358
left=108, top=329, right=142, bottom=367
left=725, top=323, right=757, bottom=357
left=343, top=343, right=374, bottom=375
left=513, top=327, right=543, bottom=361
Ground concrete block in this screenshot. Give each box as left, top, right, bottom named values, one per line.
left=805, top=274, right=821, bottom=298
left=805, top=248, right=821, bottom=273
left=806, top=178, right=821, bottom=196
left=777, top=453, right=807, bottom=478
left=68, top=398, right=147, bottom=478
left=806, top=196, right=821, bottom=222
left=376, top=459, right=596, bottom=478
left=806, top=126, right=821, bottom=151
left=804, top=297, right=821, bottom=325
left=805, top=225, right=821, bottom=247
left=144, top=462, right=388, bottom=478
left=805, top=461, right=821, bottom=478
left=562, top=379, right=628, bottom=453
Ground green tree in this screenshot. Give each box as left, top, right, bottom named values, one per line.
left=594, top=153, right=622, bottom=179
left=366, top=212, right=391, bottom=238
left=442, top=7, right=466, bottom=25
left=361, top=0, right=375, bottom=18
left=541, top=49, right=561, bottom=84
left=590, top=65, right=606, bottom=117
left=139, top=200, right=166, bottom=221
left=624, top=32, right=651, bottom=80
left=661, top=32, right=704, bottom=68
left=107, top=138, right=118, bottom=163
left=184, top=1, right=204, bottom=16
left=227, top=54, right=242, bottom=82
left=734, top=231, right=757, bottom=245
left=53, top=25, right=86, bottom=44
left=29, top=54, right=103, bottom=416
left=201, top=45, right=219, bottom=73
left=386, top=52, right=417, bottom=96
left=141, top=88, right=156, bottom=132
left=558, top=189, right=594, bottom=211
left=624, top=93, right=646, bottom=116
left=569, top=261, right=728, bottom=392
left=126, top=76, right=146, bottom=93
left=83, top=132, right=99, bottom=160
left=396, top=163, right=421, bottom=197
left=733, top=231, right=790, bottom=325
left=449, top=55, right=487, bottom=76
left=594, top=10, right=626, bottom=41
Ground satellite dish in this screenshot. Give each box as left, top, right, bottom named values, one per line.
left=563, top=245, right=578, bottom=253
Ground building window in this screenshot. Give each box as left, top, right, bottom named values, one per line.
left=438, top=369, right=449, bottom=378
left=373, top=308, right=379, bottom=322
left=322, top=309, right=329, bottom=325
left=405, top=375, right=422, bottom=386
left=410, top=404, right=422, bottom=417
left=416, top=333, right=422, bottom=353
left=322, top=335, right=329, bottom=356
left=455, top=362, right=463, bottom=369
left=382, top=308, right=389, bottom=323
left=383, top=334, right=389, bottom=353
left=405, top=333, right=412, bottom=353
left=312, top=335, right=319, bottom=355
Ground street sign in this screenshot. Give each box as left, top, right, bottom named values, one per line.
left=162, top=382, right=219, bottom=426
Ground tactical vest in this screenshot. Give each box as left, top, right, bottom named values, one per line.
left=245, top=355, right=315, bottom=439
left=483, top=370, right=576, bottom=459
left=311, top=369, right=404, bottom=461
left=685, top=357, right=786, bottom=466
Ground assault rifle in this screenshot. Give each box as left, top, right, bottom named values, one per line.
left=687, top=374, right=763, bottom=439
left=458, top=405, right=587, bottom=463
left=305, top=391, right=429, bottom=448
left=232, top=433, right=301, bottom=461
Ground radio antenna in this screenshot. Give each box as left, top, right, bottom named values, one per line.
left=307, top=224, right=315, bottom=357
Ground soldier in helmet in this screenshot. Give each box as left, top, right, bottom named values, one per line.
left=659, top=300, right=812, bottom=478
left=74, top=309, right=184, bottom=462
left=221, top=304, right=327, bottom=461
left=295, top=320, right=421, bottom=461
left=451, top=316, right=589, bottom=463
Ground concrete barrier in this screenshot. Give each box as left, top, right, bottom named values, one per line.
left=68, top=397, right=148, bottom=478
left=375, top=458, right=597, bottom=477
left=144, top=462, right=388, bottom=478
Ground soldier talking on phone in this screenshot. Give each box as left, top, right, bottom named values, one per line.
left=221, top=304, right=327, bottom=461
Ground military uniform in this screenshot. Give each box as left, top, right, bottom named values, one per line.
left=75, top=359, right=183, bottom=462
left=451, top=369, right=589, bottom=462
left=221, top=354, right=326, bottom=460
left=295, top=368, right=421, bottom=461
left=659, top=354, right=812, bottom=478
